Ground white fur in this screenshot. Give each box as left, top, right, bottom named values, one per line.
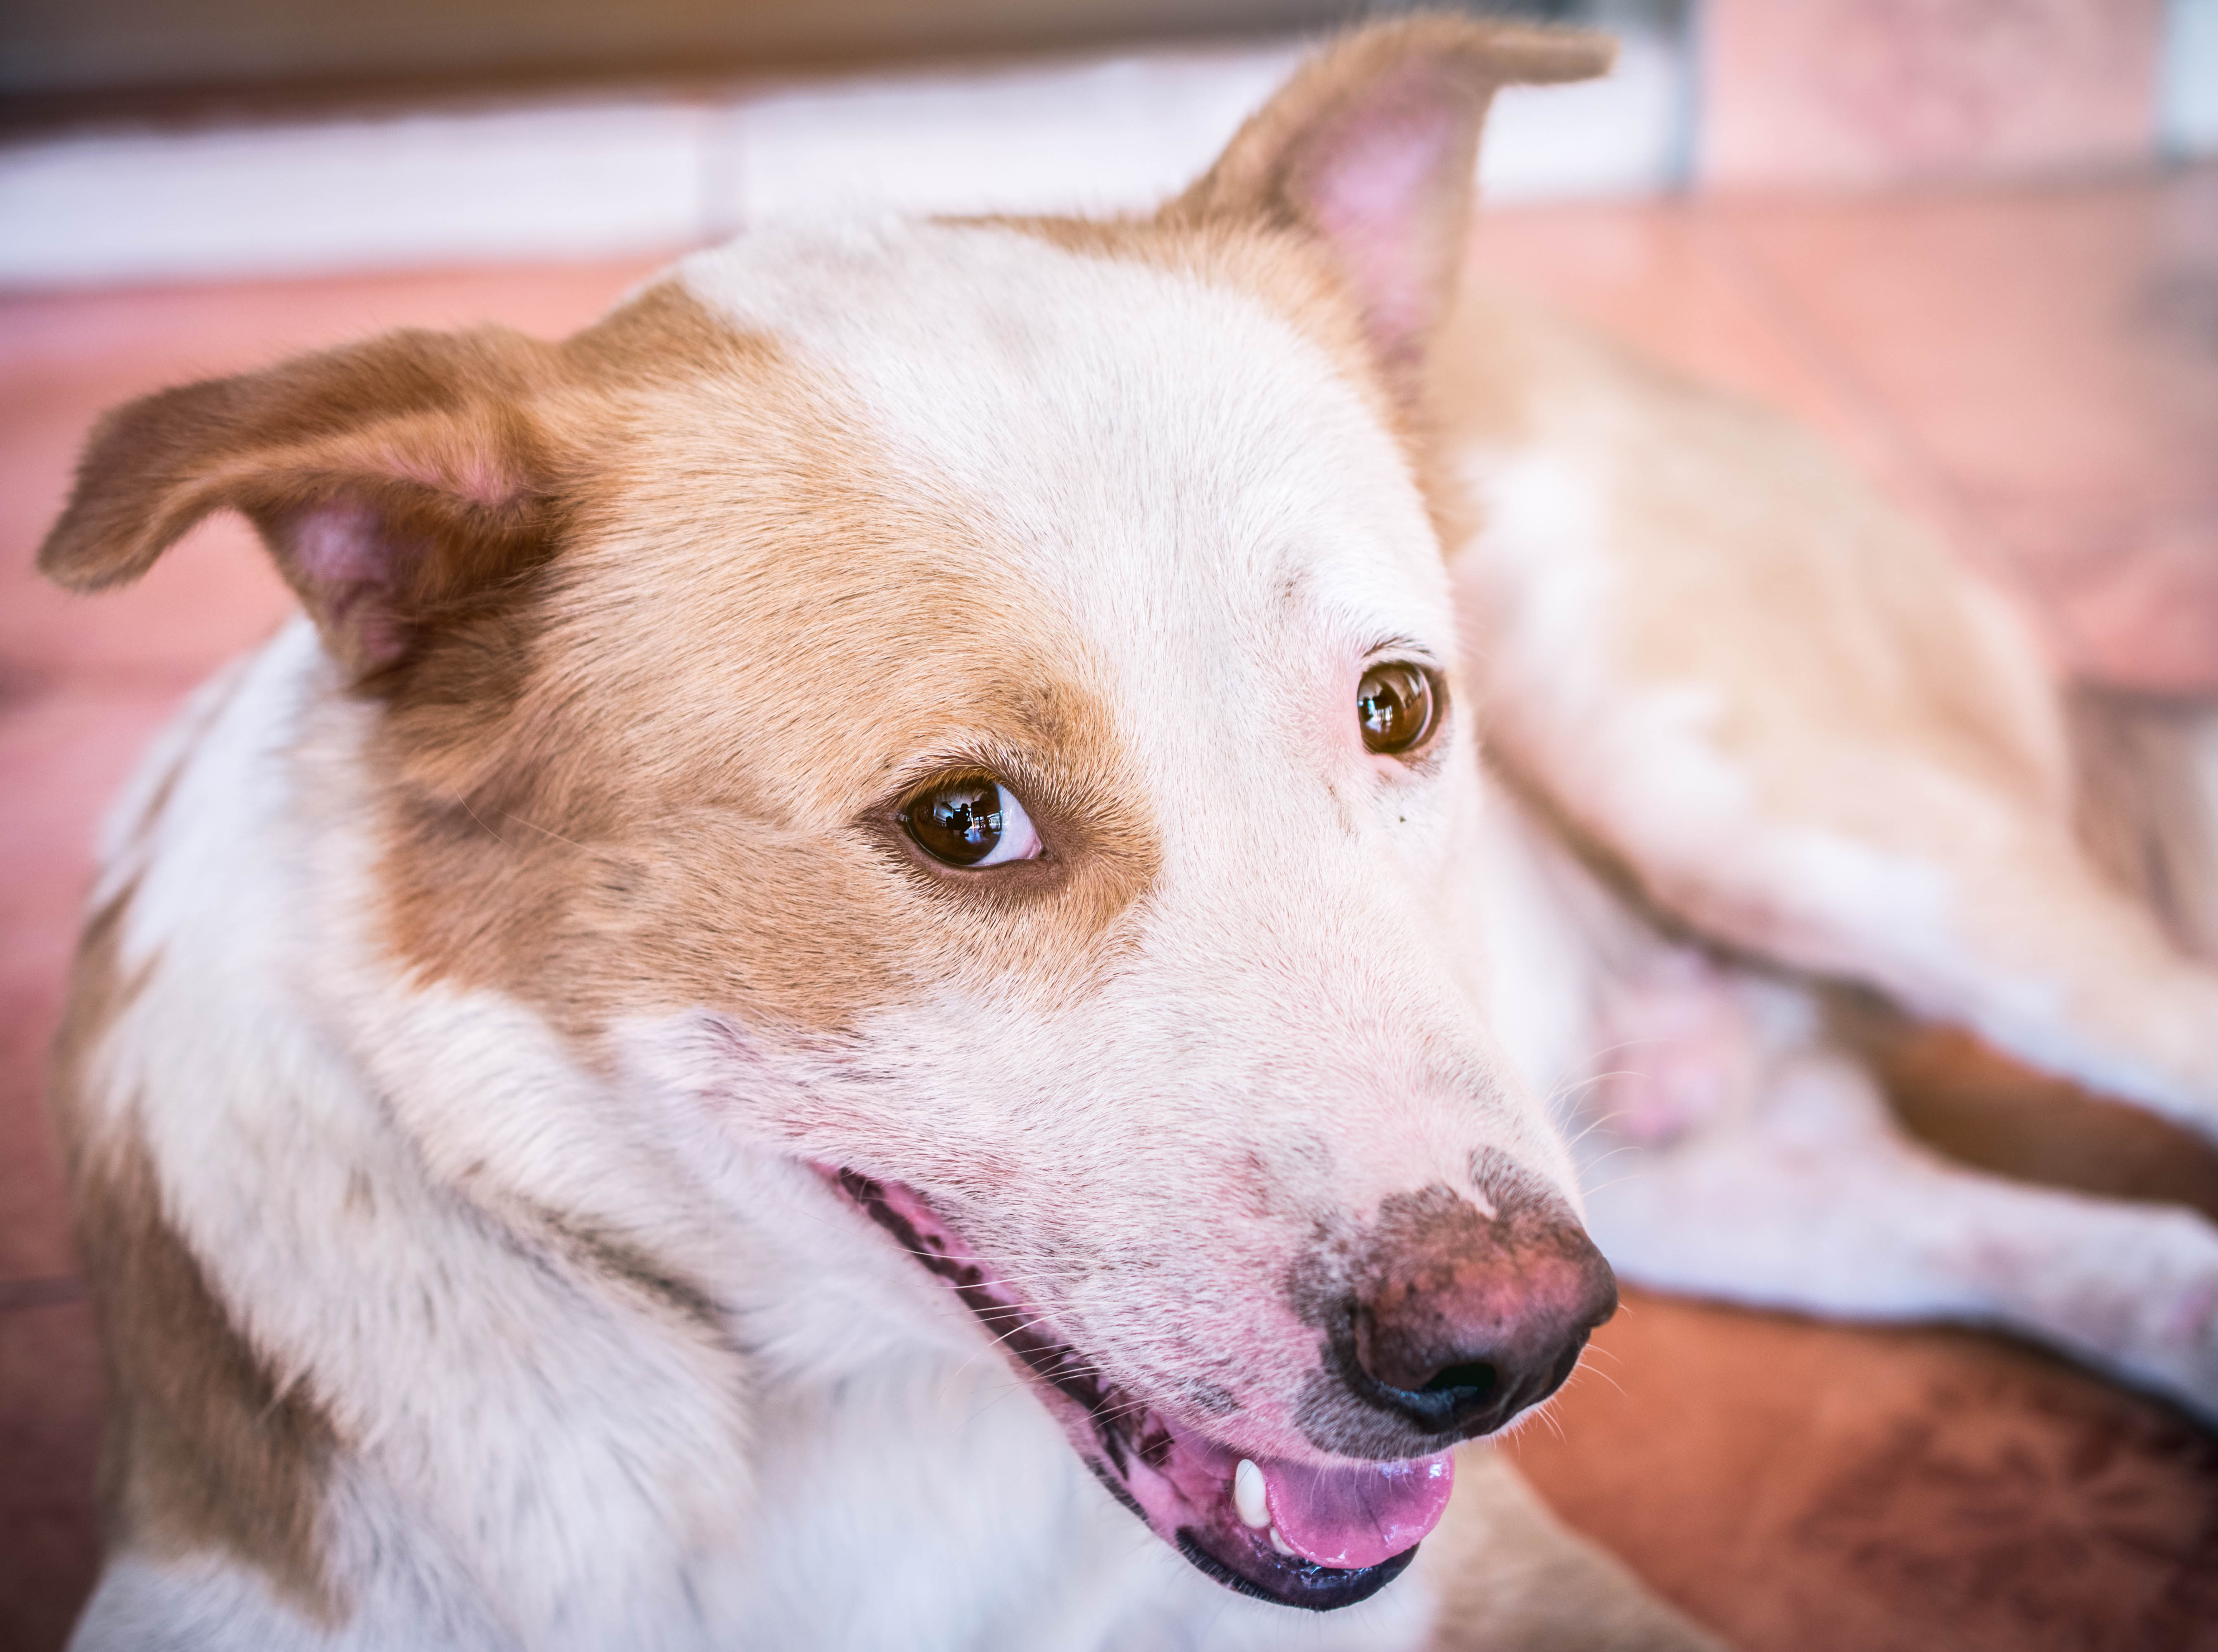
left=68, top=227, right=1554, bottom=1649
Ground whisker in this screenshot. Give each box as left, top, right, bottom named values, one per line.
left=459, top=800, right=515, bottom=850
left=498, top=808, right=588, bottom=852
left=1578, top=1163, right=1668, bottom=1199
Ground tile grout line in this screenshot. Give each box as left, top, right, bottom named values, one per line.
left=0, top=1275, right=86, bottom=1312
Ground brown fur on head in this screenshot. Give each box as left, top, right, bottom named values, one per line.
left=39, top=325, right=581, bottom=684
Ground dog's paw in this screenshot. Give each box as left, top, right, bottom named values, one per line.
left=2074, top=1207, right=2218, bottom=1423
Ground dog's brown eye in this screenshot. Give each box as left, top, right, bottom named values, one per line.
left=900, top=776, right=1043, bottom=868
left=1357, top=663, right=1438, bottom=755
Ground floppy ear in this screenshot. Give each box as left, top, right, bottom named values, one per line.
left=1171, top=17, right=1613, bottom=395
left=38, top=327, right=575, bottom=684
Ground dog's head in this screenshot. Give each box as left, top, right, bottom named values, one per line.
left=43, top=19, right=1615, bottom=1613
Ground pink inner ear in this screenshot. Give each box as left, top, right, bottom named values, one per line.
left=287, top=499, right=414, bottom=669
left=292, top=499, right=389, bottom=586
left=1299, top=74, right=1471, bottom=368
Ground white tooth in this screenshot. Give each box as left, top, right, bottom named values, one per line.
left=1233, top=1459, right=1270, bottom=1529
left=1270, top=1525, right=1296, bottom=1557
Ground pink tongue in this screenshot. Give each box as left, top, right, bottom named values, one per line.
left=1265, top=1452, right=1455, bottom=1570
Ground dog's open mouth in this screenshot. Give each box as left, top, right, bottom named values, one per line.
left=826, top=1169, right=1453, bottom=1611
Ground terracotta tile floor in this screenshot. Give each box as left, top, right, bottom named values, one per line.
left=3, top=173, right=2216, bottom=1650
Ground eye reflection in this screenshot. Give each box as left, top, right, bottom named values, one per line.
left=1357, top=663, right=1438, bottom=755
left=901, top=776, right=1043, bottom=868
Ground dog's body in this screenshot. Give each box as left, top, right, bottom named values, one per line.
left=37, top=20, right=2218, bottom=1652
left=1443, top=282, right=2218, bottom=1412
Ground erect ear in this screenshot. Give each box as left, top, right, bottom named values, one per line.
left=37, top=326, right=576, bottom=684
left=1170, top=17, right=1613, bottom=396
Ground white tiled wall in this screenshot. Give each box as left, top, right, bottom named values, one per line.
left=2165, top=0, right=2218, bottom=157
left=0, top=103, right=717, bottom=285
left=0, top=29, right=1689, bottom=289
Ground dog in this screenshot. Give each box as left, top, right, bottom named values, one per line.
left=34, top=15, right=2218, bottom=1650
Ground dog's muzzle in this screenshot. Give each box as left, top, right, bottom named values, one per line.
left=821, top=1166, right=1608, bottom=1611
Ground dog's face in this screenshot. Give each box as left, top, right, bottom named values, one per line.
left=41, top=21, right=1616, bottom=1614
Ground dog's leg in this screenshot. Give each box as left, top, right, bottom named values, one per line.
left=1444, top=285, right=2218, bottom=1144
left=1585, top=1024, right=2218, bottom=1422
left=1806, top=828, right=2218, bottom=1148
left=1414, top=1448, right=1729, bottom=1652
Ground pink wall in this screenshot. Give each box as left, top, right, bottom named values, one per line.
left=1700, top=0, right=2168, bottom=189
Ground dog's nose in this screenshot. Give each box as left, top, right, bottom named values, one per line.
left=1347, top=1209, right=1617, bottom=1441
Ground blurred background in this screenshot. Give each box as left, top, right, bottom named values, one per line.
left=5, top=5, right=2218, bottom=1652
left=1, top=0, right=2209, bottom=286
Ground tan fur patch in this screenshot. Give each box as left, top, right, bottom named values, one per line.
left=2066, top=686, right=2218, bottom=961
left=1423, top=1447, right=1723, bottom=1651
left=372, top=282, right=1162, bottom=1037
left=52, top=889, right=339, bottom=1619
left=1834, top=991, right=2218, bottom=1224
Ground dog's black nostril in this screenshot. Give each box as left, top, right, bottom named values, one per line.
left=1419, top=1361, right=1497, bottom=1400
left=1366, top=1359, right=1501, bottom=1432
left=1356, top=1359, right=1503, bottom=1433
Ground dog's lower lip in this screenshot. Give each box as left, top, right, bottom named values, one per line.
left=1177, top=1528, right=1421, bottom=1611
left=819, top=1163, right=1451, bottom=1609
